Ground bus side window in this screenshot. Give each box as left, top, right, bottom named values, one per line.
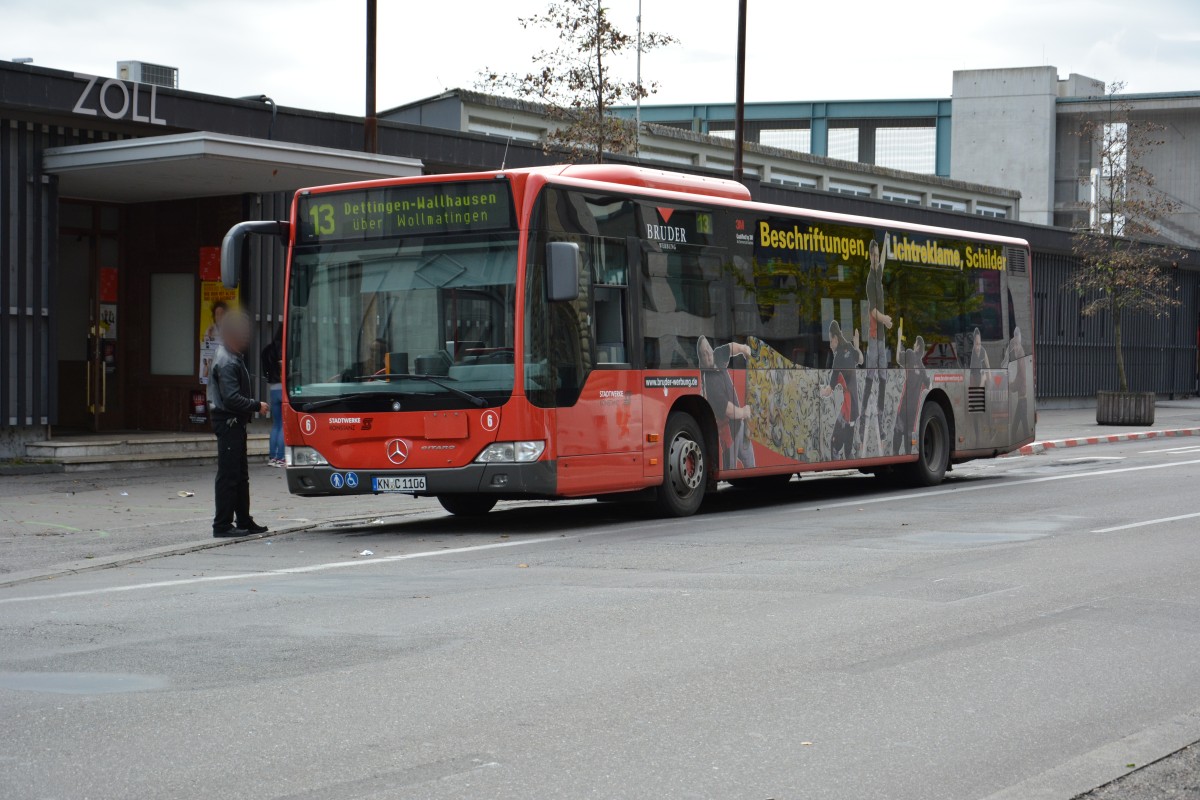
left=593, top=237, right=629, bottom=365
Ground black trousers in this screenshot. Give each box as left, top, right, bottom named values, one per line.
left=213, top=418, right=251, bottom=529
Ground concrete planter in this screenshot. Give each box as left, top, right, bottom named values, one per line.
left=1096, top=391, right=1156, bottom=426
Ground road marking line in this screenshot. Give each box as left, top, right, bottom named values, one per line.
left=0, top=536, right=584, bottom=605
left=20, top=521, right=82, bottom=532
left=1056, top=456, right=1124, bottom=462
left=1092, top=511, right=1200, bottom=533
left=801, top=458, right=1200, bottom=514
left=1140, top=445, right=1200, bottom=454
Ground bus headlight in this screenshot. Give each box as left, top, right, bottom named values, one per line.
left=287, top=446, right=329, bottom=467
left=475, top=441, right=546, bottom=464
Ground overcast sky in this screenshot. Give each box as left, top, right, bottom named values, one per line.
left=3, top=0, right=1198, bottom=115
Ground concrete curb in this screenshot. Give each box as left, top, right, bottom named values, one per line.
left=0, top=523, right=318, bottom=590
left=1018, top=427, right=1200, bottom=456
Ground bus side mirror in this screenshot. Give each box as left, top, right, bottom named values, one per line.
left=546, top=241, right=581, bottom=302
left=220, top=220, right=291, bottom=288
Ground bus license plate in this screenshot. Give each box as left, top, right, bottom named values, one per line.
left=373, top=476, right=426, bottom=492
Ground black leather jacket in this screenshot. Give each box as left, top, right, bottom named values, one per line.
left=208, top=346, right=259, bottom=423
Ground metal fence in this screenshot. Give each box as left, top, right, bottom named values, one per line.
left=1033, top=252, right=1198, bottom=397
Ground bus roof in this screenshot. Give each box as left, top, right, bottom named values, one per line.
left=529, top=165, right=1031, bottom=250
left=295, top=164, right=1030, bottom=250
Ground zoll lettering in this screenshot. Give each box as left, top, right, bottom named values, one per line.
left=73, top=73, right=166, bottom=126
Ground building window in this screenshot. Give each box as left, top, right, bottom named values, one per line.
left=882, top=188, right=922, bottom=205
left=930, top=197, right=968, bottom=213
left=770, top=171, right=818, bottom=189
left=875, top=127, right=937, bottom=174
left=976, top=204, right=1009, bottom=219
left=706, top=158, right=760, bottom=178
left=761, top=128, right=811, bottom=153
left=827, top=180, right=871, bottom=197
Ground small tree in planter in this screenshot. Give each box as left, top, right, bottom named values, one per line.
left=1071, top=83, right=1186, bottom=424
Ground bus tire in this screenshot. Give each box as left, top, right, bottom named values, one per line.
left=655, top=412, right=707, bottom=517
left=902, top=402, right=950, bottom=487
left=437, top=495, right=498, bottom=517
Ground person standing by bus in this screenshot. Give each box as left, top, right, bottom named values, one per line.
left=862, top=234, right=893, bottom=455
left=261, top=325, right=284, bottom=467
left=209, top=310, right=269, bottom=537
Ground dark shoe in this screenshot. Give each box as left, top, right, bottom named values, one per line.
left=213, top=525, right=242, bottom=538
left=236, top=521, right=269, bottom=534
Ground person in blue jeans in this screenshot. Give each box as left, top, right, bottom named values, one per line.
left=261, top=326, right=285, bottom=466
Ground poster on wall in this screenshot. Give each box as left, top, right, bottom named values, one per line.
left=199, top=279, right=239, bottom=385
left=99, top=303, right=118, bottom=340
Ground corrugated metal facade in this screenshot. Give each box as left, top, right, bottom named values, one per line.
left=0, top=120, right=134, bottom=427
left=246, top=191, right=291, bottom=401
left=1032, top=252, right=1198, bottom=398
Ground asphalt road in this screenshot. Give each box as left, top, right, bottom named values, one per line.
left=3, top=441, right=1200, bottom=800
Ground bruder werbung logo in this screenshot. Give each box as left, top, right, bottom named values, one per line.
left=645, top=207, right=688, bottom=250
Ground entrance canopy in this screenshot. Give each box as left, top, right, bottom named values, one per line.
left=43, top=131, right=423, bottom=203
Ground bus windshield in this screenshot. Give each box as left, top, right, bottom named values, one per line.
left=286, top=232, right=518, bottom=412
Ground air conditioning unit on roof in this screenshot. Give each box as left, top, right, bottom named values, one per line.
left=116, top=61, right=178, bottom=89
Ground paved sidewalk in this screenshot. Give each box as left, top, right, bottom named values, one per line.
left=4, top=397, right=1198, bottom=587
left=1022, top=398, right=1200, bottom=455
left=0, top=462, right=448, bottom=585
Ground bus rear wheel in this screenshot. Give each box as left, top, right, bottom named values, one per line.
left=437, top=495, right=498, bottom=517
left=655, top=412, right=707, bottom=517
left=901, top=402, right=950, bottom=487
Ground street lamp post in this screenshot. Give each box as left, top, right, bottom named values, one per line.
left=732, top=0, right=747, bottom=183
left=365, top=0, right=379, bottom=154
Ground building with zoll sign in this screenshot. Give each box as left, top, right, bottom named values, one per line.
left=1, top=59, right=1199, bottom=458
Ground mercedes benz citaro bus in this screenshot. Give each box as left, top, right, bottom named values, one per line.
left=221, top=165, right=1034, bottom=517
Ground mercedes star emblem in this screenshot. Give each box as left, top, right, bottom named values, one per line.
left=386, top=438, right=410, bottom=465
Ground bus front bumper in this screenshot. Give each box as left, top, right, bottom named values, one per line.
left=285, top=461, right=557, bottom=498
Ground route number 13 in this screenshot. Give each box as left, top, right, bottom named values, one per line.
left=309, top=203, right=336, bottom=236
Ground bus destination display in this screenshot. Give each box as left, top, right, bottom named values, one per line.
left=298, top=181, right=513, bottom=243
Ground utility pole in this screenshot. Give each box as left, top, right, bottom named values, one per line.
left=365, top=0, right=379, bottom=153
left=732, top=0, right=747, bottom=183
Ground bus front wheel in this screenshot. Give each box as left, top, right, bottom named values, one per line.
left=437, top=495, right=498, bottom=517
left=655, top=412, right=708, bottom=517
left=902, top=402, right=950, bottom=487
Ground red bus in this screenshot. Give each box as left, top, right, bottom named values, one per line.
left=222, top=165, right=1035, bottom=517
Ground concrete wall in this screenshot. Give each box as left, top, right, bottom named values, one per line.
left=1136, top=107, right=1200, bottom=248
left=951, top=67, right=1059, bottom=225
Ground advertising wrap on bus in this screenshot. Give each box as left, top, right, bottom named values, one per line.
left=297, top=180, right=515, bottom=244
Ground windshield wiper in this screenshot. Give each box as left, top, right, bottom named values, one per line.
left=297, top=391, right=405, bottom=412
left=350, top=373, right=487, bottom=408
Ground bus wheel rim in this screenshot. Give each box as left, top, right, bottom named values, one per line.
left=669, top=435, right=703, bottom=495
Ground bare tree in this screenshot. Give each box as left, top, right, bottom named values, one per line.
left=480, top=0, right=677, bottom=163
left=1071, top=83, right=1187, bottom=392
